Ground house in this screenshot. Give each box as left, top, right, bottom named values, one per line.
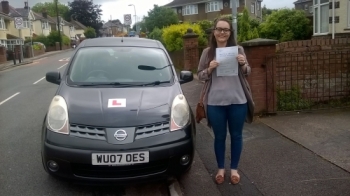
left=100, top=19, right=127, bottom=37
left=0, top=1, right=25, bottom=51
left=294, top=0, right=313, bottom=18
left=31, top=11, right=54, bottom=37
left=311, top=0, right=350, bottom=37
left=59, top=17, right=76, bottom=41
left=70, top=19, right=87, bottom=41
left=163, top=0, right=263, bottom=23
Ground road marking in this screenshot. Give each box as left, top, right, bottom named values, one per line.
left=0, top=92, right=20, bottom=106
left=58, top=63, right=67, bottom=69
left=59, top=58, right=70, bottom=62
left=33, top=77, right=46, bottom=84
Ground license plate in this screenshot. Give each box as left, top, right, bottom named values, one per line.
left=91, top=151, right=149, bottom=165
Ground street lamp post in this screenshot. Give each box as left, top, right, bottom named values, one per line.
left=128, top=4, right=137, bottom=35
left=231, top=0, right=237, bottom=43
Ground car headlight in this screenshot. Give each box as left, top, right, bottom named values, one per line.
left=46, top=95, right=69, bottom=134
left=170, top=94, right=190, bottom=131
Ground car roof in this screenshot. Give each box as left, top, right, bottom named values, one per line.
left=79, top=37, right=162, bottom=48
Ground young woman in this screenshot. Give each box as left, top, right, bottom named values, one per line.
left=197, top=17, right=254, bottom=185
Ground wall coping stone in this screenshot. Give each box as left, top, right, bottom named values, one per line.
left=241, top=38, right=279, bottom=47
left=183, top=28, right=199, bottom=39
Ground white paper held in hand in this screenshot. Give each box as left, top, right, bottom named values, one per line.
left=216, top=46, right=239, bottom=77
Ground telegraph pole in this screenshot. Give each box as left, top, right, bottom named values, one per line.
left=231, top=0, right=237, bottom=43
left=28, top=0, right=34, bottom=57
left=55, top=0, right=62, bottom=50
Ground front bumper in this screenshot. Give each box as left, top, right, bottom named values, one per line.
left=41, top=130, right=194, bottom=184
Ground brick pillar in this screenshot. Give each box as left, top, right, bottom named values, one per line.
left=55, top=42, right=60, bottom=51
left=0, top=46, right=6, bottom=63
left=183, top=28, right=199, bottom=71
left=241, top=38, right=279, bottom=115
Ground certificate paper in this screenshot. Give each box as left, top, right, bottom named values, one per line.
left=216, top=46, right=238, bottom=76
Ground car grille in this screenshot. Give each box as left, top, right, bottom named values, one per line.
left=70, top=124, right=107, bottom=141
left=135, top=122, right=170, bottom=140
left=70, top=121, right=170, bottom=141
left=71, top=159, right=168, bottom=178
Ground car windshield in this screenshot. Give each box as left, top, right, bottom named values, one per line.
left=67, top=47, right=173, bottom=86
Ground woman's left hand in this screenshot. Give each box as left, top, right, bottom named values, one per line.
left=237, top=54, right=246, bottom=66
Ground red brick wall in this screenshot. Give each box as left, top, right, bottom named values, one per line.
left=276, top=37, right=350, bottom=53
left=25, top=46, right=45, bottom=58
left=273, top=51, right=350, bottom=102
left=243, top=44, right=277, bottom=114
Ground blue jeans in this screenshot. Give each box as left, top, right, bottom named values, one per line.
left=207, top=103, right=247, bottom=169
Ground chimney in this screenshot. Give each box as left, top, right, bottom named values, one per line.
left=41, top=8, right=47, bottom=18
left=1, top=1, right=9, bottom=15
left=24, top=1, right=28, bottom=9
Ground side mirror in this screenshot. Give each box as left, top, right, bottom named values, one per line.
left=179, top=70, right=193, bottom=84
left=46, top=71, right=61, bottom=85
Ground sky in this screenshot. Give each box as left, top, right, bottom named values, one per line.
left=12, top=0, right=295, bottom=25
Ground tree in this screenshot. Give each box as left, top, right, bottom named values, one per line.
left=259, top=8, right=312, bottom=42
left=32, top=1, right=70, bottom=21
left=84, top=27, right=96, bottom=38
left=68, top=0, right=104, bottom=36
left=262, top=4, right=277, bottom=21
left=143, top=5, right=179, bottom=32
left=238, top=8, right=251, bottom=42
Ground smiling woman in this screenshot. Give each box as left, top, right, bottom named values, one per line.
left=68, top=47, right=173, bottom=84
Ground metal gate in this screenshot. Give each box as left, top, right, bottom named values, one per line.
left=265, top=50, right=350, bottom=112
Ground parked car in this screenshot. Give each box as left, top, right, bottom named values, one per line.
left=41, top=37, right=196, bottom=184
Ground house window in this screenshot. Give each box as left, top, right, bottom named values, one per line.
left=257, top=3, right=260, bottom=11
left=207, top=1, right=221, bottom=12
left=42, top=22, right=49, bottom=29
left=251, top=3, right=255, bottom=13
left=314, top=0, right=329, bottom=34
left=182, top=5, right=198, bottom=15
left=309, top=5, right=313, bottom=13
left=230, top=0, right=239, bottom=8
left=23, top=21, right=31, bottom=28
left=0, top=40, right=7, bottom=48
left=70, top=26, right=75, bottom=32
left=0, top=18, right=5, bottom=29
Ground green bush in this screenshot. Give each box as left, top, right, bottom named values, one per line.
left=33, top=44, right=42, bottom=50
left=47, top=31, right=61, bottom=46
left=259, top=8, right=312, bottom=42
left=162, top=22, right=207, bottom=52
left=196, top=20, right=213, bottom=32
left=62, top=35, right=70, bottom=45
left=277, top=86, right=311, bottom=111
left=84, top=27, right=97, bottom=38
left=25, top=35, right=49, bottom=48
left=149, top=27, right=164, bottom=43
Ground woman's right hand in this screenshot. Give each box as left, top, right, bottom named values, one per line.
left=207, top=60, right=219, bottom=75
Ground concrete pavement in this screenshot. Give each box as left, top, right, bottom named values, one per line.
left=179, top=75, right=350, bottom=196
